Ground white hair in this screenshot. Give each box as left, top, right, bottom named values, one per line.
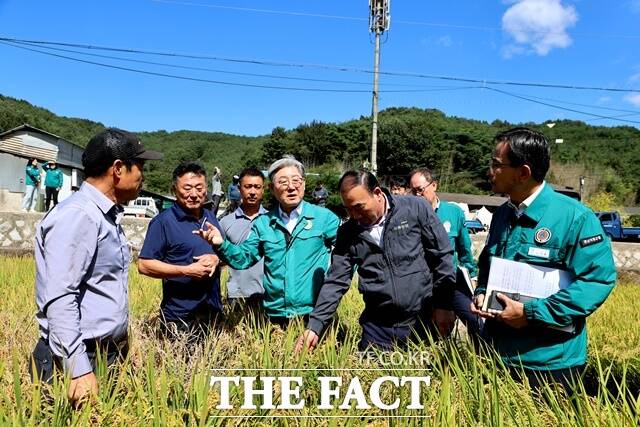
left=267, top=156, right=305, bottom=180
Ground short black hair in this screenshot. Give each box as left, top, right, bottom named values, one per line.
left=82, top=128, right=137, bottom=178
left=26, top=157, right=37, bottom=167
left=495, top=127, right=550, bottom=182
left=172, top=161, right=207, bottom=186
left=338, top=170, right=379, bottom=194
left=389, top=176, right=407, bottom=188
left=408, top=167, right=437, bottom=183
left=239, top=166, right=265, bottom=183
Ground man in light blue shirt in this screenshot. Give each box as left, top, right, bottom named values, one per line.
left=31, top=128, right=162, bottom=406
left=218, top=167, right=267, bottom=311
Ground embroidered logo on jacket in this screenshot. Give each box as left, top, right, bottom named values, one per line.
left=534, top=228, right=551, bottom=244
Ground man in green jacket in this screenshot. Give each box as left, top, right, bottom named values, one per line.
left=471, top=127, right=616, bottom=391
left=197, top=157, right=340, bottom=327
left=409, top=167, right=481, bottom=340
left=43, top=160, right=64, bottom=210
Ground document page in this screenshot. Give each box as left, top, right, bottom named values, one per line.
left=482, top=257, right=572, bottom=309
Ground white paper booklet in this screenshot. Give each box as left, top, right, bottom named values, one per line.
left=482, top=257, right=574, bottom=332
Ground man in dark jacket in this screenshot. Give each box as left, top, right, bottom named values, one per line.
left=296, top=170, right=456, bottom=352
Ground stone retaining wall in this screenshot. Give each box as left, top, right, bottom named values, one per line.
left=1, top=211, right=638, bottom=272
left=0, top=211, right=150, bottom=257
left=469, top=233, right=639, bottom=272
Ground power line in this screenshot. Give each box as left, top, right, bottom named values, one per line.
left=515, top=93, right=640, bottom=115
left=485, top=87, right=640, bottom=124
left=0, top=40, right=479, bottom=94
left=151, top=0, right=365, bottom=22
left=150, top=0, right=640, bottom=40
left=7, top=39, right=422, bottom=88
left=11, top=38, right=488, bottom=90
left=1, top=36, right=638, bottom=93
left=8, top=37, right=638, bottom=126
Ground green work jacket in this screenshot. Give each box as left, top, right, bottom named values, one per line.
left=435, top=199, right=478, bottom=277
left=44, top=165, right=63, bottom=188
left=476, top=183, right=616, bottom=370
left=25, top=165, right=40, bottom=186
left=219, top=201, right=340, bottom=318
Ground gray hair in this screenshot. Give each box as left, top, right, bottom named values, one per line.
left=267, top=156, right=306, bottom=180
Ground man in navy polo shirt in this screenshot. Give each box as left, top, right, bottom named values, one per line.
left=138, top=162, right=223, bottom=342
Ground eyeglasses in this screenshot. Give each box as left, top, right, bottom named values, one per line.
left=489, top=160, right=516, bottom=170
left=410, top=181, right=433, bottom=196
left=275, top=176, right=305, bottom=189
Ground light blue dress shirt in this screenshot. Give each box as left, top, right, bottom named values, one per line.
left=35, top=182, right=130, bottom=378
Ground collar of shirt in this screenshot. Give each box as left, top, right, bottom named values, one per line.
left=278, top=203, right=304, bottom=233
left=235, top=205, right=268, bottom=220
left=79, top=182, right=118, bottom=217
left=171, top=202, right=209, bottom=223
left=360, top=194, right=389, bottom=247
left=508, top=181, right=546, bottom=217
left=433, top=196, right=441, bottom=212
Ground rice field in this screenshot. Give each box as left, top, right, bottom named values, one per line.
left=0, top=256, right=639, bottom=426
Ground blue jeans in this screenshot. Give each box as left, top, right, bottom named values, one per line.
left=22, top=185, right=38, bottom=211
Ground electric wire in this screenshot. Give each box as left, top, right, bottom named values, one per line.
left=1, top=36, right=638, bottom=93
left=149, top=0, right=640, bottom=40
left=0, top=40, right=480, bottom=94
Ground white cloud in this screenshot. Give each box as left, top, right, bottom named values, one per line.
left=625, top=92, right=640, bottom=107
left=502, top=0, right=578, bottom=57
left=629, top=73, right=640, bottom=83
left=598, top=96, right=612, bottom=104
left=436, top=35, right=453, bottom=48
left=419, top=35, right=457, bottom=48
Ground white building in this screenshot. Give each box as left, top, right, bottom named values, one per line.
left=0, top=124, right=85, bottom=211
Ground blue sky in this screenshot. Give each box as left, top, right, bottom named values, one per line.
left=0, top=0, right=639, bottom=136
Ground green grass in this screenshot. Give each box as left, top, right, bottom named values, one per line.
left=1, top=256, right=639, bottom=426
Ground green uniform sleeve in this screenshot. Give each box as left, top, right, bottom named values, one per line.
left=323, top=211, right=340, bottom=248
left=523, top=212, right=616, bottom=327
left=455, top=210, right=478, bottom=277
left=218, top=222, right=264, bottom=270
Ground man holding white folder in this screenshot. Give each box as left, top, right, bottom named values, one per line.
left=471, top=127, right=616, bottom=391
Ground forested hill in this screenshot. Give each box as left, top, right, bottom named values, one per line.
left=0, top=95, right=266, bottom=194
left=1, top=95, right=639, bottom=204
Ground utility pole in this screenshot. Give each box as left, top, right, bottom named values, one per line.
left=369, top=0, right=390, bottom=175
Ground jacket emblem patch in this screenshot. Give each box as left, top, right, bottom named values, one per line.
left=534, top=228, right=551, bottom=244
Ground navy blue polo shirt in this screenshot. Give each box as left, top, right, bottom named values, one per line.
left=139, top=203, right=223, bottom=321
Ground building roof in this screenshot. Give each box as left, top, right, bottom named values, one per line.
left=0, top=124, right=84, bottom=149
left=0, top=123, right=84, bottom=169
left=439, top=192, right=507, bottom=208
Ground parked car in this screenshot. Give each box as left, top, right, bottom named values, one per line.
left=464, top=219, right=486, bottom=234
left=124, top=197, right=159, bottom=218
left=596, top=211, right=640, bottom=242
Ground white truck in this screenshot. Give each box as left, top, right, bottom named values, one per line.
left=124, top=197, right=159, bottom=218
